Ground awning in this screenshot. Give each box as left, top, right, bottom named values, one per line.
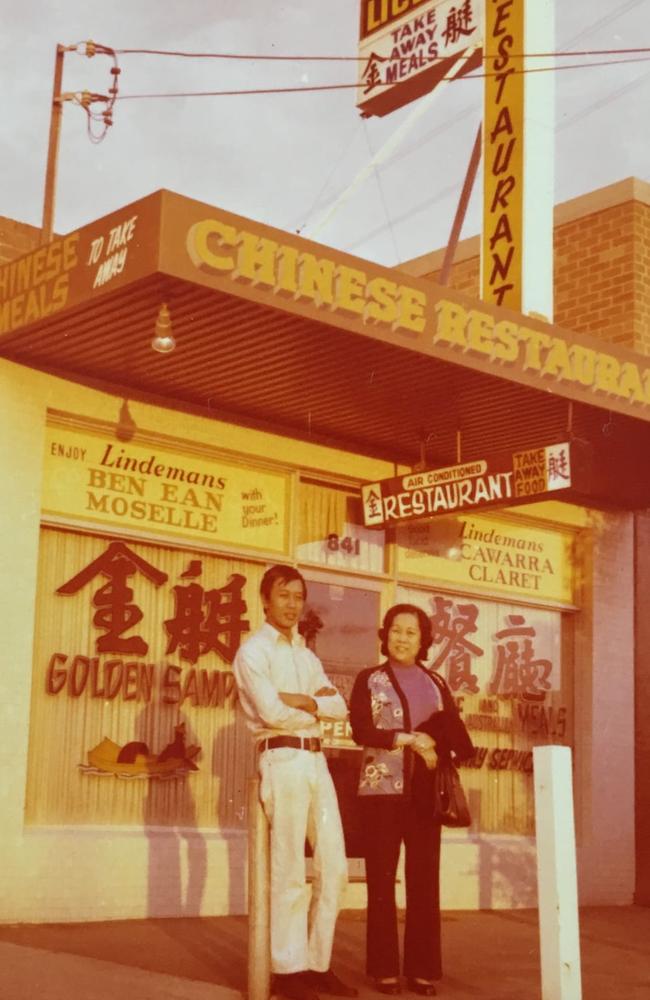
left=1, top=189, right=649, bottom=508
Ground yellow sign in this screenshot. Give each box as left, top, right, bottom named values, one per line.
left=42, top=424, right=291, bottom=554
left=186, top=216, right=428, bottom=336
left=434, top=298, right=650, bottom=404
left=397, top=512, right=574, bottom=604
left=482, top=0, right=524, bottom=309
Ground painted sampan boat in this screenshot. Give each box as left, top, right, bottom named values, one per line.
left=86, top=737, right=199, bottom=777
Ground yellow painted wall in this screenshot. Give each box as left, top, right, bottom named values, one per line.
left=0, top=357, right=395, bottom=922
left=0, top=356, right=635, bottom=920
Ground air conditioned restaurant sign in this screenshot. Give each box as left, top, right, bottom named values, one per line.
left=3, top=191, right=650, bottom=425
left=362, top=441, right=571, bottom=527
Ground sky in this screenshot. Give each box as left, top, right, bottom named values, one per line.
left=1, top=0, right=649, bottom=266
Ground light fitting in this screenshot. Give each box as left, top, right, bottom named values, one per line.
left=151, top=303, right=176, bottom=353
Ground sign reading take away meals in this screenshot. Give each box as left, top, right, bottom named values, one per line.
left=362, top=442, right=572, bottom=527
left=357, top=0, right=483, bottom=117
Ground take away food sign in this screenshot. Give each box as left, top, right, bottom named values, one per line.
left=357, top=0, right=483, bottom=117
left=362, top=442, right=572, bottom=527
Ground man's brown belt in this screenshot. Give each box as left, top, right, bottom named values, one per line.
left=258, top=736, right=322, bottom=752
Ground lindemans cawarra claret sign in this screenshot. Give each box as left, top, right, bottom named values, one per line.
left=362, top=442, right=571, bottom=527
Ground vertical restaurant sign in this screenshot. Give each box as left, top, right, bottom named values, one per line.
left=42, top=423, right=291, bottom=554
left=357, top=0, right=483, bottom=117
left=362, top=442, right=572, bottom=527
left=481, top=0, right=524, bottom=309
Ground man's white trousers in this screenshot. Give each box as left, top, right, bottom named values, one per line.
left=259, top=747, right=348, bottom=974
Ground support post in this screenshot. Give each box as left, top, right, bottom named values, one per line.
left=41, top=44, right=66, bottom=245
left=533, top=745, right=582, bottom=1000
left=248, top=776, right=271, bottom=1000
left=439, top=124, right=482, bottom=287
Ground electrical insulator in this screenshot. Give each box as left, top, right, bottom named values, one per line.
left=85, top=40, right=96, bottom=58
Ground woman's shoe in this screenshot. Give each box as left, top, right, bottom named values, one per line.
left=406, top=979, right=436, bottom=996
left=373, top=978, right=401, bottom=995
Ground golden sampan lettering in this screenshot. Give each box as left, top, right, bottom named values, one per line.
left=434, top=298, right=650, bottom=408
left=186, top=217, right=426, bottom=335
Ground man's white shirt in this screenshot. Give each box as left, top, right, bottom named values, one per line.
left=233, top=621, right=347, bottom=741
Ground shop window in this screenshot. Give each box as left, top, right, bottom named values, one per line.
left=301, top=578, right=381, bottom=712
left=25, top=526, right=260, bottom=830
left=301, top=577, right=381, bottom=858
left=298, top=479, right=386, bottom=574
left=397, top=586, right=573, bottom=836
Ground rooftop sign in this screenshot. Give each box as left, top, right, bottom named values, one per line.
left=362, top=442, right=572, bottom=526
left=356, top=0, right=483, bottom=117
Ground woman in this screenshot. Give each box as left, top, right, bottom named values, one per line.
left=349, top=603, right=474, bottom=997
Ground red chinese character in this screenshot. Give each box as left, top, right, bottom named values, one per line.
left=56, top=541, right=168, bottom=654
left=548, top=449, right=570, bottom=481
left=164, top=562, right=250, bottom=665
left=489, top=614, right=552, bottom=702
left=443, top=1, right=476, bottom=47
left=428, top=596, right=483, bottom=692
left=362, top=52, right=386, bottom=94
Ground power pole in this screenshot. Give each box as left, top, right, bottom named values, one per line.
left=41, top=44, right=67, bottom=245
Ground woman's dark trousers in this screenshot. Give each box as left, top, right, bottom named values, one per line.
left=361, top=796, right=442, bottom=980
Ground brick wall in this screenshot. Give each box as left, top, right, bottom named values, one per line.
left=401, top=179, right=650, bottom=357
left=0, top=216, right=42, bottom=265
left=573, top=510, right=636, bottom=904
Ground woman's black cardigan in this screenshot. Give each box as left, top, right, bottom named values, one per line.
left=349, top=662, right=474, bottom=803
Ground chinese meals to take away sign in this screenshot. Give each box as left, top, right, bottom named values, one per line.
left=357, top=0, right=483, bottom=117
left=362, top=442, right=572, bottom=527
left=42, top=421, right=291, bottom=554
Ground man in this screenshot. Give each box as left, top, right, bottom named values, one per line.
left=233, top=564, right=357, bottom=1000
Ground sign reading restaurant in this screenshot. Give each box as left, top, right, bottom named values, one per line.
left=362, top=442, right=571, bottom=527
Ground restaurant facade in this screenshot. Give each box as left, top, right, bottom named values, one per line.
left=1, top=178, right=649, bottom=923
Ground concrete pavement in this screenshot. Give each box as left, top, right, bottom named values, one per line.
left=0, top=907, right=649, bottom=1000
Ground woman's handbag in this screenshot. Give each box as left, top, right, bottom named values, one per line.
left=432, top=759, right=471, bottom=827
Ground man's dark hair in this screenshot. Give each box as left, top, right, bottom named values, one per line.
left=260, top=564, right=307, bottom=602
left=378, top=603, right=433, bottom=663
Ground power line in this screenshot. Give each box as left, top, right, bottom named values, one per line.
left=108, top=45, right=650, bottom=62
left=114, top=54, right=650, bottom=101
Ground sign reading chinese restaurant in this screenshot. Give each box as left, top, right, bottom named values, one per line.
left=356, top=0, right=483, bottom=117
left=362, top=441, right=572, bottom=528
left=5, top=190, right=650, bottom=428
left=42, top=419, right=291, bottom=554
